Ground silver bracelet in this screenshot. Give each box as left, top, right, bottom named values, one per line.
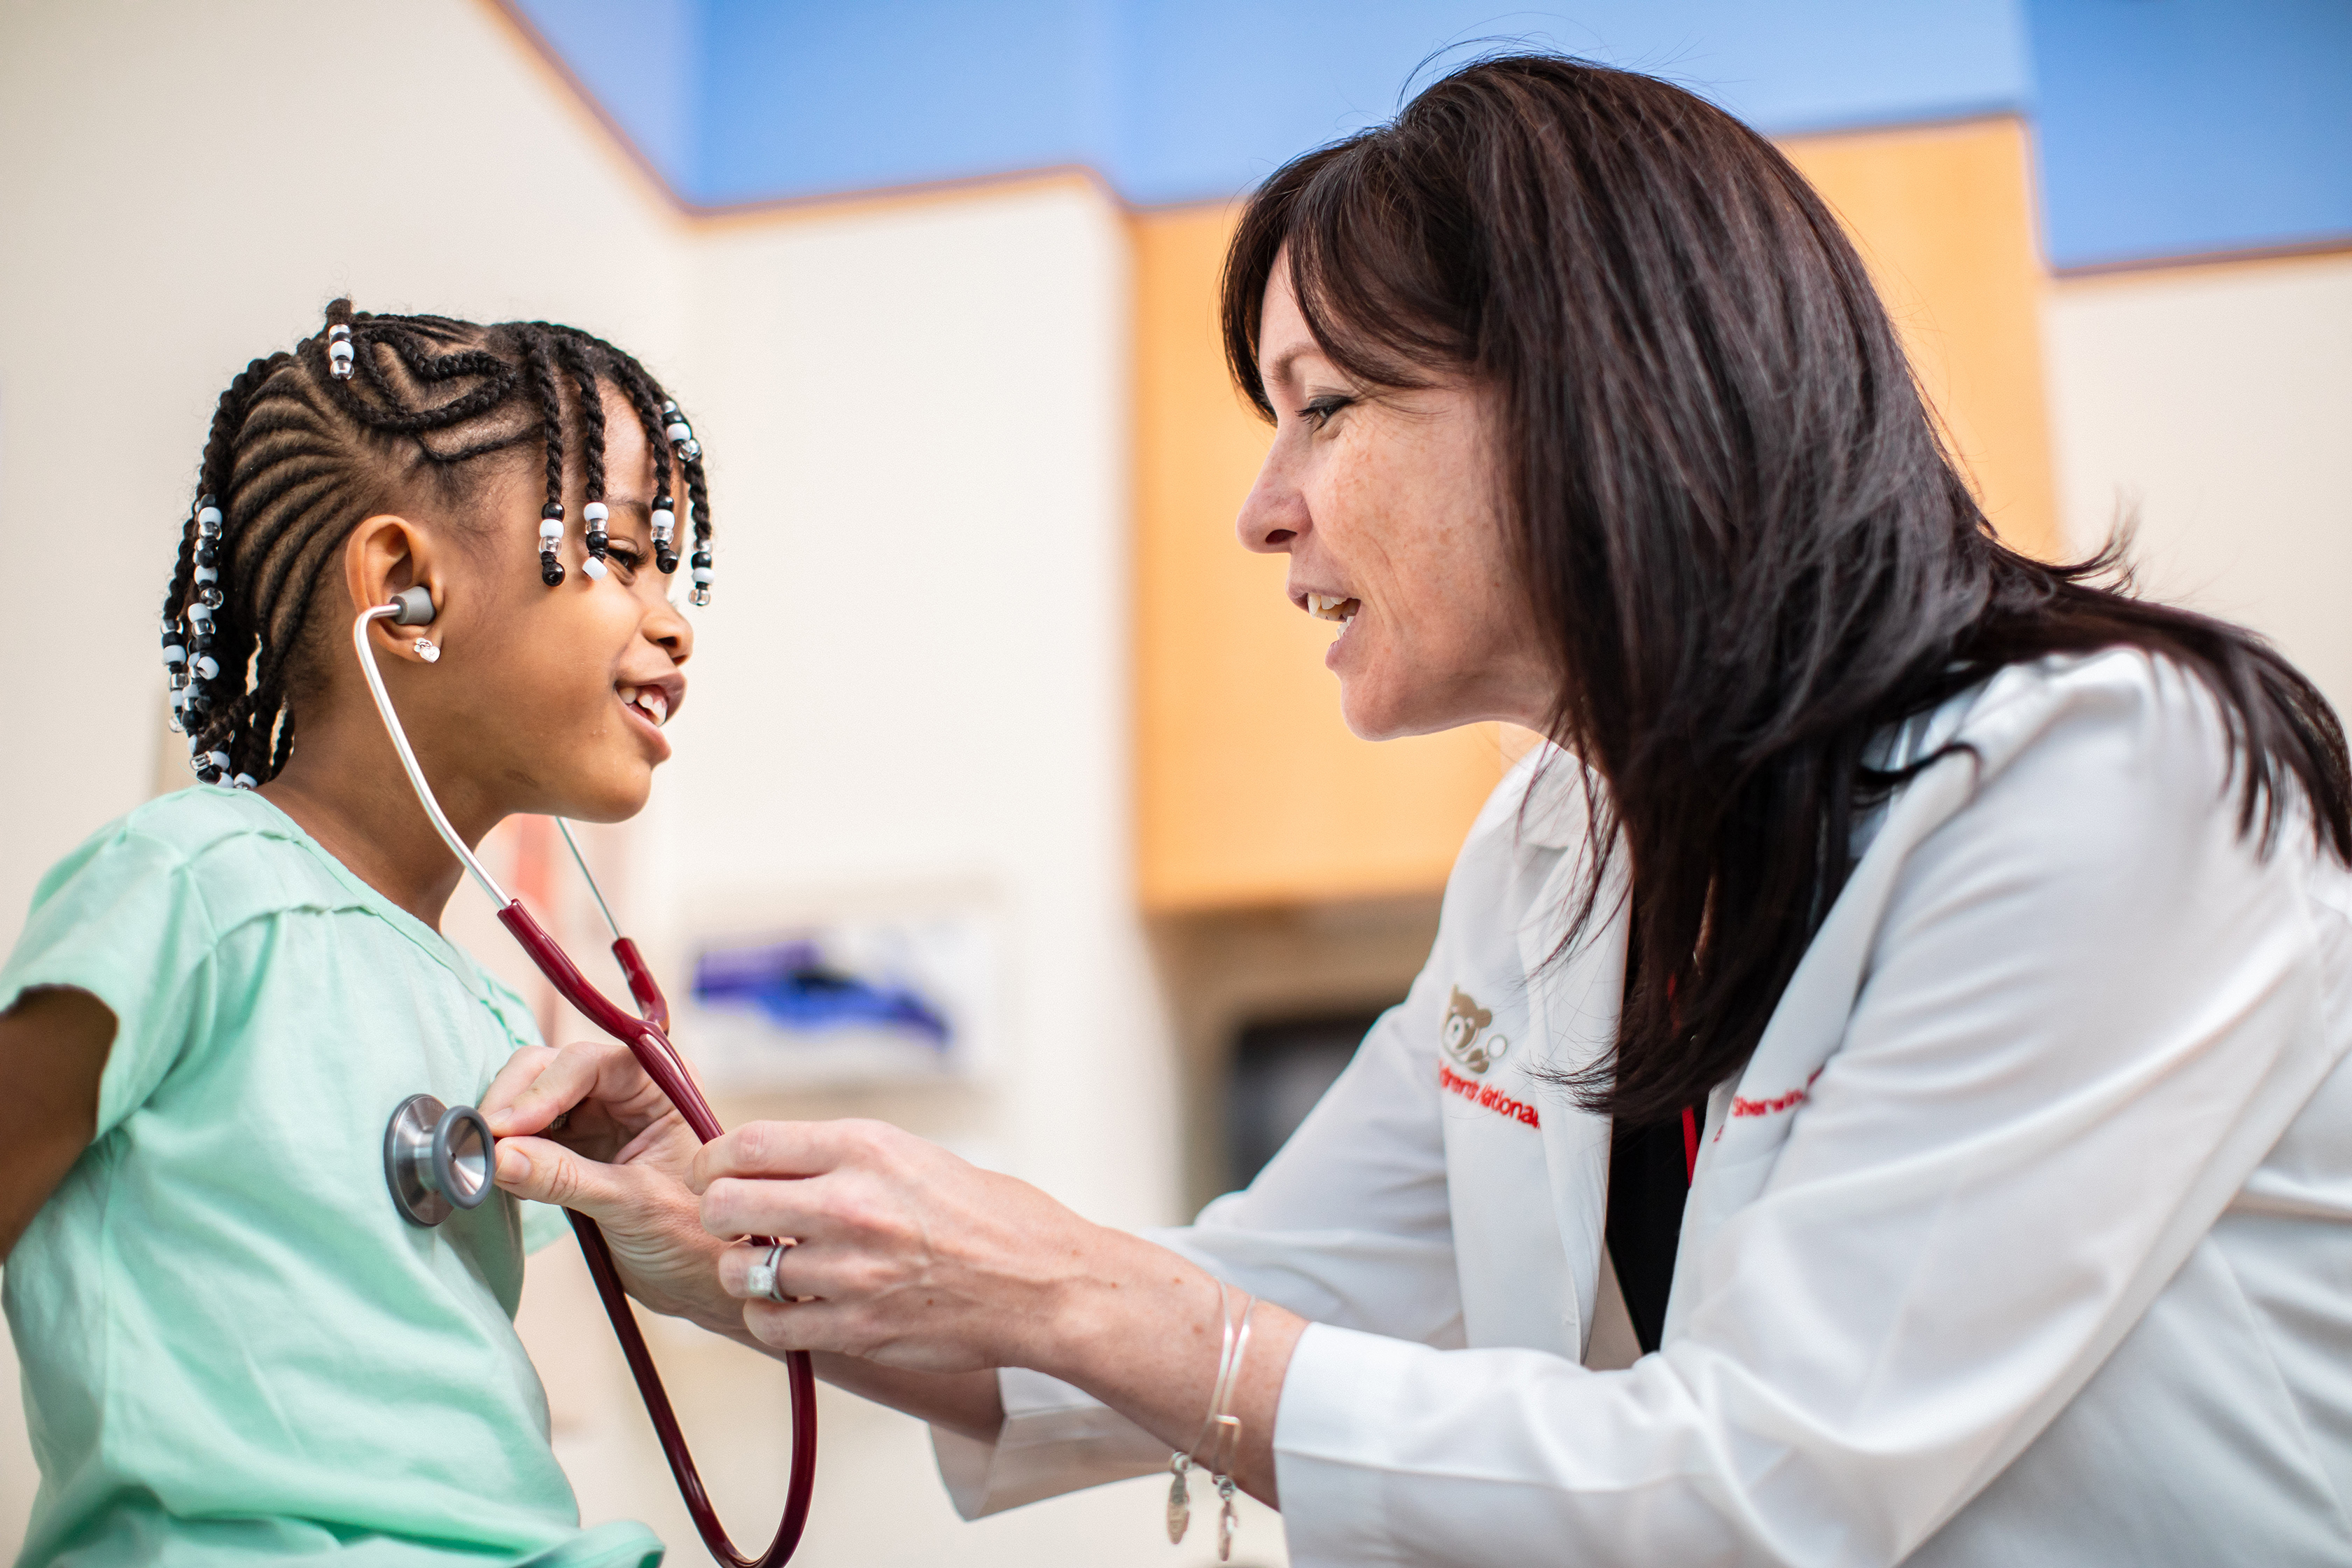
left=1165, top=1281, right=1256, bottom=1562
left=1209, top=1296, right=1256, bottom=1562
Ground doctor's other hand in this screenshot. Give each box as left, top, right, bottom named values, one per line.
left=488, top=1127, right=746, bottom=1338
left=481, top=1038, right=698, bottom=1180
left=694, top=1119, right=1115, bottom=1376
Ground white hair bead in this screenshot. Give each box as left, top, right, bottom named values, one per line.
left=187, top=601, right=213, bottom=624
left=193, top=564, right=218, bottom=584
left=580, top=555, right=608, bottom=582
left=196, top=506, right=223, bottom=530
left=650, top=508, right=674, bottom=537
left=666, top=421, right=691, bottom=444
left=691, top=566, right=713, bottom=584
left=232, top=773, right=258, bottom=790
left=162, top=643, right=187, bottom=664
left=193, top=654, right=220, bottom=680
left=539, top=519, right=564, bottom=542
left=583, top=502, right=608, bottom=526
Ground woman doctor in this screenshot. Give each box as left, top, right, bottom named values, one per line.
left=485, top=56, right=2352, bottom=1567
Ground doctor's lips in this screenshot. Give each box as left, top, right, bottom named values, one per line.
left=618, top=678, right=682, bottom=728
left=1303, top=591, right=1360, bottom=624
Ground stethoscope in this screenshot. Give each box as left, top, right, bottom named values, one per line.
left=358, top=587, right=816, bottom=1567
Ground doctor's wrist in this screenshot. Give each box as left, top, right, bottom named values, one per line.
left=1024, top=1227, right=1217, bottom=1393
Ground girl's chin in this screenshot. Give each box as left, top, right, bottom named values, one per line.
left=549, top=769, right=655, bottom=825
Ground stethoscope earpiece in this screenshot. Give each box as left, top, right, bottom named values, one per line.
left=386, top=584, right=436, bottom=626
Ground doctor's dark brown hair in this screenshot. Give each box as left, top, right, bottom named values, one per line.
left=161, top=300, right=711, bottom=788
left=1221, top=55, right=2352, bottom=1126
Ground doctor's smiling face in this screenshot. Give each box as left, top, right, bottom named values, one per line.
left=1237, top=252, right=1556, bottom=741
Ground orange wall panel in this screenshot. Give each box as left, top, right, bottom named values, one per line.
left=1132, top=208, right=1506, bottom=911
left=1781, top=116, right=2061, bottom=557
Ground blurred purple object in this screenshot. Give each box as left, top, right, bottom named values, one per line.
left=694, top=940, right=950, bottom=1046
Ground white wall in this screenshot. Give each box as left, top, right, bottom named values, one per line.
left=2042, top=255, right=2352, bottom=708
left=0, top=2, right=1187, bottom=1562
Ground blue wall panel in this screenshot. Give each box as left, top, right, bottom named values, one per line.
left=509, top=0, right=2352, bottom=267
left=2026, top=0, right=2352, bottom=270
left=1097, top=0, right=2033, bottom=206
left=511, top=0, right=701, bottom=186
left=509, top=0, right=2032, bottom=208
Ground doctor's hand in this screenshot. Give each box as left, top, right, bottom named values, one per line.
left=481, top=1038, right=699, bottom=1178
left=692, top=1118, right=1112, bottom=1376
left=693, top=1117, right=1305, bottom=1505
left=480, top=1042, right=742, bottom=1338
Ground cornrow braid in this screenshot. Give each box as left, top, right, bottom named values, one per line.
left=658, top=396, right=717, bottom=607
left=552, top=330, right=611, bottom=576
left=158, top=298, right=715, bottom=788
left=603, top=355, right=680, bottom=573
left=523, top=332, right=570, bottom=586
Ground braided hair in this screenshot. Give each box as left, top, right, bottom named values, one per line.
left=160, top=299, right=714, bottom=788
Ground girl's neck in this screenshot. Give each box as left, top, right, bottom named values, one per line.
left=258, top=701, right=505, bottom=931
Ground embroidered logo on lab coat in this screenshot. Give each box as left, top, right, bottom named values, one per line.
left=1441, top=986, right=1509, bottom=1074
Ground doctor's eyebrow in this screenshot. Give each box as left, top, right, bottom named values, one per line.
left=1263, top=343, right=1318, bottom=393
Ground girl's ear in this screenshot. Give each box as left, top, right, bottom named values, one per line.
left=344, top=514, right=449, bottom=662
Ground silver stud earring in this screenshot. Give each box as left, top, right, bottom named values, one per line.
left=414, top=638, right=440, bottom=664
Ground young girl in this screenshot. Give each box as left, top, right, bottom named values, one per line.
left=0, top=302, right=713, bottom=1566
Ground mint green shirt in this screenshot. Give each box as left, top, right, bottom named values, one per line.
left=1, top=788, right=662, bottom=1567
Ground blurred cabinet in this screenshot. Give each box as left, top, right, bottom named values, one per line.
left=1782, top=115, right=2061, bottom=558
left=1132, top=115, right=2059, bottom=912
left=1132, top=207, right=1510, bottom=912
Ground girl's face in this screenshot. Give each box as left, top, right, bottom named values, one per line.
left=1236, top=257, right=1555, bottom=741
left=406, top=389, right=693, bottom=826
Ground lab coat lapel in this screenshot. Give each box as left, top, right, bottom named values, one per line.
left=1439, top=891, right=1577, bottom=1356
left=1518, top=842, right=1621, bottom=1362
left=1663, top=720, right=1984, bottom=1343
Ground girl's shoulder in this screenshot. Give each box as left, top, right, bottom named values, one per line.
left=31, top=785, right=359, bottom=944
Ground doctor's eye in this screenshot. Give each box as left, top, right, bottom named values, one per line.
left=1299, top=394, right=1355, bottom=431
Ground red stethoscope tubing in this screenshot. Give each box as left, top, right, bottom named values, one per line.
left=352, top=598, right=815, bottom=1566
left=498, top=904, right=817, bottom=1568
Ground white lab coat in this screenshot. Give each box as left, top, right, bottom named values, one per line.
left=934, top=650, right=2352, bottom=1565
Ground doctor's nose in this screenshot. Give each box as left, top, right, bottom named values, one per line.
left=1237, top=465, right=1306, bottom=555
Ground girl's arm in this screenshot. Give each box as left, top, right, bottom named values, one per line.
left=0, top=987, right=113, bottom=1258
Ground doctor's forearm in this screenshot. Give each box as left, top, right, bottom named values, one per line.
left=804, top=1354, right=1005, bottom=1446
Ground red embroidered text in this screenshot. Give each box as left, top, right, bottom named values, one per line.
left=1438, top=1063, right=1541, bottom=1128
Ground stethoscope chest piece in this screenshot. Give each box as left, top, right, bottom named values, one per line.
left=384, top=1094, right=494, bottom=1227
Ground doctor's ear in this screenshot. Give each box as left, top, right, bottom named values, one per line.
left=344, top=514, right=449, bottom=663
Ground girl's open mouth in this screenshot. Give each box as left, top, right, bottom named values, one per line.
left=618, top=685, right=670, bottom=728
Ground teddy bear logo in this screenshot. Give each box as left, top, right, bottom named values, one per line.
left=1441, top=986, right=1508, bottom=1074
